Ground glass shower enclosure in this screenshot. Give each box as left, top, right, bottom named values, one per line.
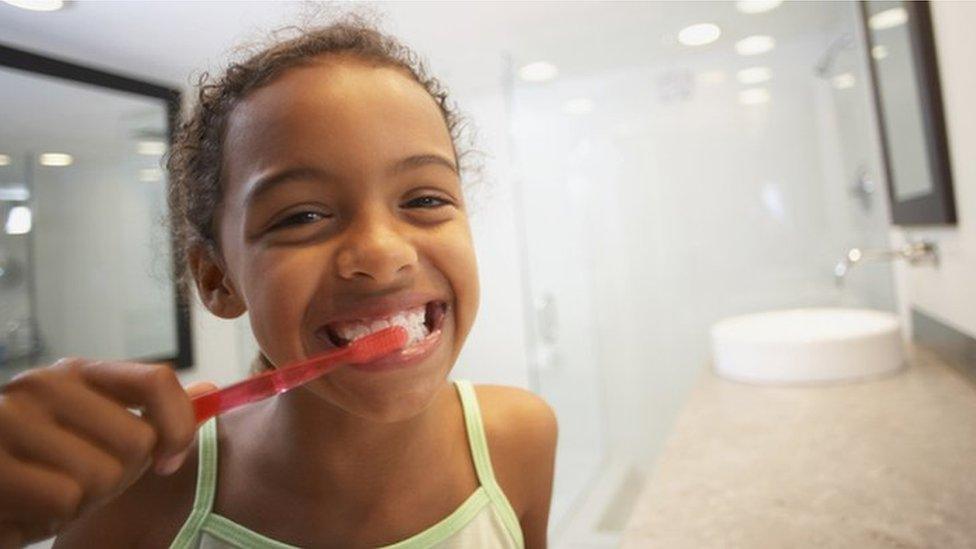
left=502, top=2, right=898, bottom=543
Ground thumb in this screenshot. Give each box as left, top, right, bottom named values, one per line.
left=153, top=381, right=218, bottom=476
left=184, top=380, right=218, bottom=398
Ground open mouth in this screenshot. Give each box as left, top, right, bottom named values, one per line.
left=320, top=301, right=447, bottom=349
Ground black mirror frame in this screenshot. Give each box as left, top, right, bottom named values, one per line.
left=860, top=0, right=957, bottom=226
left=0, top=43, right=193, bottom=370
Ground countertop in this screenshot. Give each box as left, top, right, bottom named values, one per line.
left=622, top=346, right=976, bottom=548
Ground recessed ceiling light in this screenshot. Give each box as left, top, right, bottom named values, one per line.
left=736, top=0, right=783, bottom=14
left=869, top=7, right=908, bottom=30
left=678, top=23, right=722, bottom=46
left=736, top=35, right=776, bottom=56
left=137, top=141, right=166, bottom=156
left=696, top=70, right=727, bottom=85
left=139, top=168, right=163, bottom=182
left=2, top=0, right=64, bottom=11
left=38, top=153, right=72, bottom=167
left=871, top=45, right=889, bottom=60
left=562, top=98, right=594, bottom=115
left=5, top=206, right=32, bottom=235
left=518, top=61, right=559, bottom=83
left=739, top=88, right=770, bottom=105
left=736, top=66, right=772, bottom=84
left=831, top=73, right=856, bottom=90
left=0, top=154, right=9, bottom=166
left=0, top=187, right=29, bottom=201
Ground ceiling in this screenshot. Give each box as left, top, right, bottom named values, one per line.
left=0, top=1, right=850, bottom=166
left=0, top=1, right=849, bottom=94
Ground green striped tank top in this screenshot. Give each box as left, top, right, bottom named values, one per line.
left=169, top=380, right=524, bottom=548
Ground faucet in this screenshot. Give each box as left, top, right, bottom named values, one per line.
left=834, top=240, right=938, bottom=286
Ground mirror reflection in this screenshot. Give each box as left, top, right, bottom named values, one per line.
left=865, top=1, right=933, bottom=201
left=0, top=68, right=177, bottom=376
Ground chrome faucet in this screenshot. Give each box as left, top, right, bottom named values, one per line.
left=834, top=240, right=938, bottom=286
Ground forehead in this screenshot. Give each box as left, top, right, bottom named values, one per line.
left=221, top=57, right=454, bottom=190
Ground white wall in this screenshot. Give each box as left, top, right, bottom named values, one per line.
left=890, top=1, right=976, bottom=338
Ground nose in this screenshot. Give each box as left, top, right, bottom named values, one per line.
left=335, top=209, right=418, bottom=285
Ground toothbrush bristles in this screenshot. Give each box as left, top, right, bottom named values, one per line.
left=347, top=326, right=409, bottom=363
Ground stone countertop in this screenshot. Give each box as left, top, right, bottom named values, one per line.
left=622, top=347, right=976, bottom=548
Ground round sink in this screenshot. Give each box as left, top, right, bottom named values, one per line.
left=711, top=308, right=905, bottom=385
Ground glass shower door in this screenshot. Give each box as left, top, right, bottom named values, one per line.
left=504, top=1, right=898, bottom=543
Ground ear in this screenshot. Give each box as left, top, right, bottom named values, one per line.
left=188, top=243, right=247, bottom=319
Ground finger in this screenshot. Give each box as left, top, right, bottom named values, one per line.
left=29, top=380, right=158, bottom=474
left=0, top=413, right=128, bottom=509
left=151, top=382, right=215, bottom=476
left=76, top=362, right=195, bottom=462
left=0, top=523, right=23, bottom=549
left=0, top=451, right=82, bottom=528
left=185, top=381, right=218, bottom=398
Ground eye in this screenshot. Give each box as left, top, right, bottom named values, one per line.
left=271, top=211, right=329, bottom=230
left=403, top=195, right=450, bottom=209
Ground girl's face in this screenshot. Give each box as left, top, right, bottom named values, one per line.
left=209, top=57, right=479, bottom=422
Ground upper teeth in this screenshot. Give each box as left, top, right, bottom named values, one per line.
left=331, top=305, right=429, bottom=346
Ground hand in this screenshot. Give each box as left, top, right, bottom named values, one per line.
left=0, top=358, right=216, bottom=547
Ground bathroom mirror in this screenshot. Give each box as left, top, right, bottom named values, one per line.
left=861, top=0, right=957, bottom=225
left=0, top=44, right=192, bottom=376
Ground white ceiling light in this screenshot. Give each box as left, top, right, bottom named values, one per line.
left=38, top=153, right=73, bottom=167
left=735, top=35, right=776, bottom=56
left=869, top=7, right=908, bottom=30
left=678, top=23, right=721, bottom=46
left=137, top=140, right=167, bottom=156
left=736, top=66, right=772, bottom=84
left=562, top=98, right=594, bottom=115
left=736, top=0, right=783, bottom=14
left=2, top=0, right=64, bottom=11
left=0, top=154, right=10, bottom=166
left=518, top=61, right=558, bottom=83
left=139, top=168, right=163, bottom=182
left=5, top=206, right=32, bottom=235
left=0, top=187, right=30, bottom=201
left=696, top=70, right=727, bottom=85
left=739, top=88, right=771, bottom=105
left=872, top=45, right=889, bottom=60
left=831, top=73, right=856, bottom=90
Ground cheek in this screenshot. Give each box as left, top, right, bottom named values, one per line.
left=434, top=225, right=479, bottom=346
left=241, top=248, right=325, bottom=360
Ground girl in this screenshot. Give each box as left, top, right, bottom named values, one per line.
left=0, top=17, right=557, bottom=548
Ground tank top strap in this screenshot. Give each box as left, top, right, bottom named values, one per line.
left=453, top=380, right=524, bottom=547
left=169, top=417, right=219, bottom=548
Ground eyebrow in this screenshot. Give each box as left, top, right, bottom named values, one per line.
left=243, top=153, right=458, bottom=207
left=389, top=153, right=458, bottom=176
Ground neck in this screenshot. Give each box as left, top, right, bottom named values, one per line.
left=254, top=379, right=452, bottom=503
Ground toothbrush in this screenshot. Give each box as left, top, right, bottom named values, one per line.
left=191, top=326, right=408, bottom=424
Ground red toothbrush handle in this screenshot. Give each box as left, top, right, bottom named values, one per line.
left=190, top=326, right=407, bottom=424
left=191, top=347, right=351, bottom=424
left=192, top=389, right=224, bottom=424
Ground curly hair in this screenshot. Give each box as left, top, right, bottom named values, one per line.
left=165, top=14, right=471, bottom=305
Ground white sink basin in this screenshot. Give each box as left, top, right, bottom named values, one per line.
left=711, top=308, right=905, bottom=385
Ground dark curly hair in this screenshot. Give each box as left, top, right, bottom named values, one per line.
left=165, top=15, right=471, bottom=305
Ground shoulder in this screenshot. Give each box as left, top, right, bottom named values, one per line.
left=472, top=385, right=557, bottom=520
left=53, top=435, right=201, bottom=548
left=473, top=384, right=558, bottom=450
